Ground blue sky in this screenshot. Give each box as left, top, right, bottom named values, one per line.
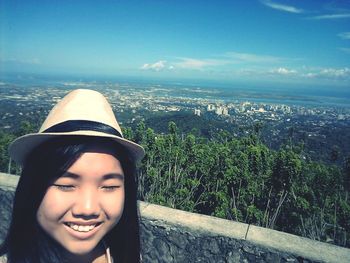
left=1, top=0, right=350, bottom=88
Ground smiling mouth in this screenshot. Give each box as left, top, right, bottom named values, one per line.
left=65, top=222, right=102, bottom=233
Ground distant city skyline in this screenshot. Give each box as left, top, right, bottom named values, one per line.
left=1, top=0, right=350, bottom=88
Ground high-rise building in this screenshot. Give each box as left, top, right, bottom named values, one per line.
left=216, top=106, right=223, bottom=115
left=207, top=104, right=215, bottom=111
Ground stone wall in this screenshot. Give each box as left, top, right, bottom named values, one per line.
left=1, top=173, right=350, bottom=263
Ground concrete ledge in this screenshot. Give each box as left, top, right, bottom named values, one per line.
left=139, top=202, right=350, bottom=262
left=246, top=224, right=350, bottom=262
left=1, top=173, right=350, bottom=262
left=0, top=172, right=19, bottom=191
left=139, top=201, right=248, bottom=240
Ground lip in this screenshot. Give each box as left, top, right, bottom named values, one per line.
left=63, top=221, right=103, bottom=240
left=65, top=220, right=102, bottom=226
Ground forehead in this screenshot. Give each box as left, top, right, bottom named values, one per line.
left=66, top=151, right=124, bottom=178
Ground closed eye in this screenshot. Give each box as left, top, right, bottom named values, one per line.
left=53, top=184, right=75, bottom=191
left=101, top=185, right=121, bottom=192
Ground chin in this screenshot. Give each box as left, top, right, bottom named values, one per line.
left=62, top=240, right=100, bottom=256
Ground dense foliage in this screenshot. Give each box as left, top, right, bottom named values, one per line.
left=127, top=121, right=350, bottom=248
left=0, top=120, right=349, bottom=248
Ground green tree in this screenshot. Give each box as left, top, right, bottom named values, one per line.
left=0, top=131, right=19, bottom=174
left=134, top=120, right=146, bottom=144
left=344, top=156, right=350, bottom=202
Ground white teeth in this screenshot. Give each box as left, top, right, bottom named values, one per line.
left=67, top=223, right=97, bottom=232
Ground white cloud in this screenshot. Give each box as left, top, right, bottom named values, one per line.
left=237, top=66, right=350, bottom=81
left=140, top=51, right=294, bottom=73
left=232, top=67, right=297, bottom=78
left=309, top=13, right=350, bottom=20
left=224, top=52, right=283, bottom=63
left=338, top=32, right=350, bottom=39
left=304, top=72, right=317, bottom=78
left=261, top=0, right=303, bottom=14
left=320, top=67, right=350, bottom=78
left=174, top=52, right=285, bottom=70
left=141, top=60, right=167, bottom=71
left=303, top=67, right=350, bottom=79
left=174, top=57, right=228, bottom=69
left=139, top=54, right=350, bottom=83
left=270, top=67, right=297, bottom=75
left=141, top=57, right=237, bottom=75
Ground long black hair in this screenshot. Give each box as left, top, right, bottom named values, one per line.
left=0, top=136, right=141, bottom=263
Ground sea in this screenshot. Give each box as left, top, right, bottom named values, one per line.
left=1, top=72, right=349, bottom=109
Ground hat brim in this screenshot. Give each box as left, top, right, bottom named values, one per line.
left=9, top=131, right=145, bottom=166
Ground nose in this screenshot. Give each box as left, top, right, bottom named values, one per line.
left=72, top=188, right=100, bottom=218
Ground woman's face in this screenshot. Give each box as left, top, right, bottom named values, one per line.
left=36, top=151, right=125, bottom=256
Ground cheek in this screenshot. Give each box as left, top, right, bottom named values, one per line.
left=101, top=189, right=125, bottom=220
left=37, top=189, right=73, bottom=223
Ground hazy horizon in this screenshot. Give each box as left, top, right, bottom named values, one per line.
left=1, top=71, right=349, bottom=108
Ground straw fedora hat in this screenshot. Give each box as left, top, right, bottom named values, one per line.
left=9, top=89, right=145, bottom=165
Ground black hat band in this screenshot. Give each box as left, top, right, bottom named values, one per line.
left=43, top=120, right=123, bottom=138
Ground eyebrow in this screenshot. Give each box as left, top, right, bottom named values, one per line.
left=60, top=172, right=124, bottom=180
left=102, top=173, right=125, bottom=181
left=60, top=172, right=80, bottom=179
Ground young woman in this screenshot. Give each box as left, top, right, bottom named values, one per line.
left=0, top=89, right=145, bottom=263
